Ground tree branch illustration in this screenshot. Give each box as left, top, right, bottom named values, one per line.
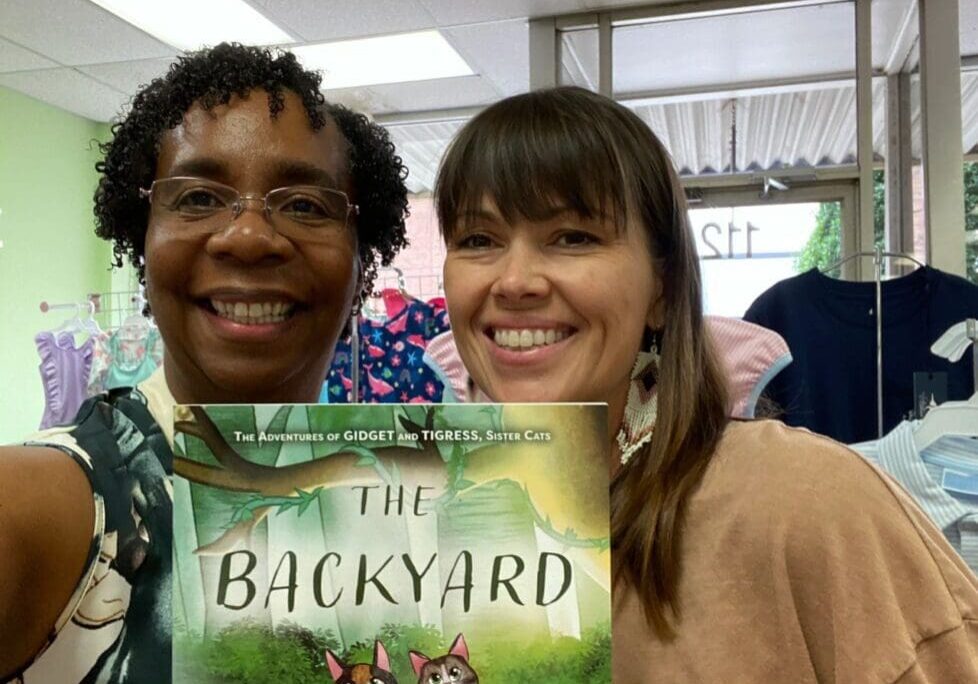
left=173, top=406, right=445, bottom=554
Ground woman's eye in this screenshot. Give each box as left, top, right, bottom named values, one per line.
left=456, top=233, right=495, bottom=250
left=554, top=230, right=597, bottom=247
left=280, top=197, right=329, bottom=220
left=175, top=189, right=224, bottom=213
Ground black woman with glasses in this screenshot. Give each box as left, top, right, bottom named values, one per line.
left=0, top=43, right=408, bottom=684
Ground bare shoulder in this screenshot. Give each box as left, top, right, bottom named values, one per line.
left=0, top=444, right=96, bottom=678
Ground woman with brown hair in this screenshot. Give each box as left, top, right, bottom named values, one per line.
left=435, top=86, right=978, bottom=681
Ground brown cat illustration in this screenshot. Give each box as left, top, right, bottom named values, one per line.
left=409, top=633, right=479, bottom=684
left=326, top=640, right=398, bottom=684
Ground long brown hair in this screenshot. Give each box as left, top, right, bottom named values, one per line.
left=435, top=86, right=730, bottom=637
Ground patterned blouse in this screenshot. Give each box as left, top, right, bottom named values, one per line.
left=11, top=369, right=174, bottom=684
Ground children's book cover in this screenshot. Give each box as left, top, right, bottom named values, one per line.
left=172, top=403, right=610, bottom=683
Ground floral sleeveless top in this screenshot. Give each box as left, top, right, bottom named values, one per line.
left=11, top=369, right=174, bottom=683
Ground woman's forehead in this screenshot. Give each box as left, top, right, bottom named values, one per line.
left=156, top=91, right=349, bottom=188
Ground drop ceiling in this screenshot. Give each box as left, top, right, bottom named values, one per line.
left=2, top=0, right=976, bottom=191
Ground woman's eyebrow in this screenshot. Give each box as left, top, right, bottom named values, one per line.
left=166, top=157, right=227, bottom=180
left=269, top=160, right=341, bottom=188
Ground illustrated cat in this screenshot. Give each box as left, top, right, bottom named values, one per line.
left=409, top=633, right=479, bottom=684
left=326, top=640, right=398, bottom=684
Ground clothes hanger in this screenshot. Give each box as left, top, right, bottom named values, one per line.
left=912, top=393, right=978, bottom=452
left=913, top=319, right=978, bottom=452
left=120, top=291, right=152, bottom=336
left=46, top=301, right=102, bottom=340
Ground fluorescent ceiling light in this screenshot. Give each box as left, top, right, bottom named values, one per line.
left=88, top=0, right=293, bottom=51
left=293, top=31, right=474, bottom=90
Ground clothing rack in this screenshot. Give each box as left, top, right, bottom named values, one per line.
left=968, top=318, right=978, bottom=394
left=350, top=312, right=360, bottom=405
left=89, top=290, right=148, bottom=329
left=39, top=299, right=95, bottom=316
left=374, top=266, right=443, bottom=301
left=822, top=245, right=927, bottom=438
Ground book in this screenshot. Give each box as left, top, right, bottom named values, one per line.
left=172, top=403, right=611, bottom=683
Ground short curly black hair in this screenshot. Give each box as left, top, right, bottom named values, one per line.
left=94, top=42, right=409, bottom=303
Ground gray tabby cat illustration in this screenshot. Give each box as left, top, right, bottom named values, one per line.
left=409, top=633, right=479, bottom=684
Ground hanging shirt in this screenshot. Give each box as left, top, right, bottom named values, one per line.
left=324, top=294, right=450, bottom=403
left=35, top=331, right=99, bottom=429
left=88, top=326, right=164, bottom=395
left=852, top=421, right=978, bottom=574
left=744, top=267, right=978, bottom=443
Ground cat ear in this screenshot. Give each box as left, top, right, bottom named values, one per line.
left=449, top=633, right=469, bottom=661
left=409, top=650, right=430, bottom=676
left=373, top=640, right=391, bottom=672
left=326, top=649, right=345, bottom=681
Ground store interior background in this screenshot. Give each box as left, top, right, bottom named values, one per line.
left=0, top=0, right=975, bottom=442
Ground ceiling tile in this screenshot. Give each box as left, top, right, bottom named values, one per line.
left=0, top=0, right=175, bottom=66
left=418, top=0, right=583, bottom=26
left=325, top=75, right=498, bottom=115
left=78, top=58, right=175, bottom=100
left=443, top=19, right=528, bottom=97
left=0, top=37, right=59, bottom=73
left=251, top=0, right=435, bottom=42
left=0, top=68, right=126, bottom=122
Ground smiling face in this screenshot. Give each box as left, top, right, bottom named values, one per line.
left=443, top=197, right=662, bottom=427
left=145, top=89, right=359, bottom=404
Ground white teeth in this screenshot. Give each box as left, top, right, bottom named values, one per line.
left=210, top=299, right=296, bottom=326
left=493, top=328, right=571, bottom=350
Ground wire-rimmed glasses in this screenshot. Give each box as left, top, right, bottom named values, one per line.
left=139, top=176, right=358, bottom=243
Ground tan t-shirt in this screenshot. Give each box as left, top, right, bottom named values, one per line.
left=614, top=420, right=978, bottom=683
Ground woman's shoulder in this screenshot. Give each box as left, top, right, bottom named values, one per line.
left=687, top=419, right=978, bottom=680
left=702, top=419, right=978, bottom=611
left=708, top=419, right=917, bottom=509
left=702, top=419, right=978, bottom=599
left=704, top=419, right=959, bottom=539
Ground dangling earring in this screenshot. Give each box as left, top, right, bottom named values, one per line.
left=617, top=336, right=660, bottom=465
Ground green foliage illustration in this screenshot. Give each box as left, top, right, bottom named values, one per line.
left=174, top=620, right=611, bottom=684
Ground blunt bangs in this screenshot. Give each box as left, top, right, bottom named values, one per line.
left=435, top=87, right=638, bottom=237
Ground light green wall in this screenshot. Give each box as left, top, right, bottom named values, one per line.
left=0, top=86, right=115, bottom=443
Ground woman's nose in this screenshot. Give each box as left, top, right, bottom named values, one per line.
left=489, top=244, right=551, bottom=303
left=205, top=203, right=295, bottom=264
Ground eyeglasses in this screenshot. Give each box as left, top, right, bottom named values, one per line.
left=139, top=176, right=358, bottom=242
